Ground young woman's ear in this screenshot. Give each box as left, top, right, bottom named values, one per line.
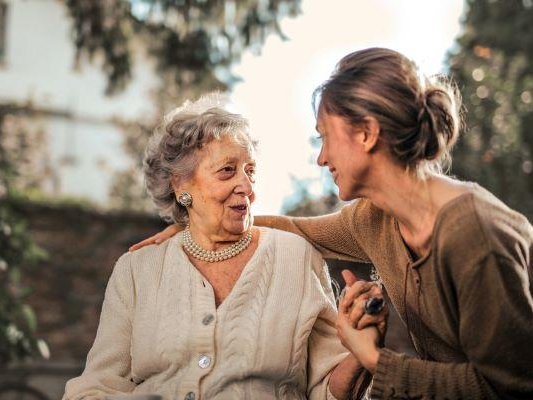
left=360, top=116, right=381, bottom=153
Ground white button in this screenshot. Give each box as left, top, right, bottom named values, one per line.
left=198, top=354, right=211, bottom=369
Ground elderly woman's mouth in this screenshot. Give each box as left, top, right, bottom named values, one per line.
left=229, top=204, right=249, bottom=215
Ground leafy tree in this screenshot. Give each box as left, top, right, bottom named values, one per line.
left=65, top=0, right=301, bottom=97
left=448, top=0, right=533, bottom=220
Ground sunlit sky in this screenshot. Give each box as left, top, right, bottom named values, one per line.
left=229, top=0, right=465, bottom=214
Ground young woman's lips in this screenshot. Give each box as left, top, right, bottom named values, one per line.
left=229, top=204, right=248, bottom=216
left=330, top=169, right=338, bottom=182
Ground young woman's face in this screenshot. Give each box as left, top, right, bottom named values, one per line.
left=179, top=135, right=256, bottom=237
left=315, top=110, right=371, bottom=200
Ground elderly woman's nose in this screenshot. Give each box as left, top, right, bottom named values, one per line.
left=235, top=170, right=254, bottom=194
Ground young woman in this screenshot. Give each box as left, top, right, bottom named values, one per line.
left=132, top=48, right=533, bottom=399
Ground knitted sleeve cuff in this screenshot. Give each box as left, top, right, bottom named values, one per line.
left=370, top=348, right=406, bottom=399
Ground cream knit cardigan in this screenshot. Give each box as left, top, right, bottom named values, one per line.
left=63, top=228, right=347, bottom=400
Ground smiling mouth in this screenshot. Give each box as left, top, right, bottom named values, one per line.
left=229, top=204, right=248, bottom=213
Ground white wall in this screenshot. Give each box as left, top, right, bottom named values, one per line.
left=0, top=0, right=160, bottom=204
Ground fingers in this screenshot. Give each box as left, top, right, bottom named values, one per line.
left=163, top=223, right=181, bottom=236
left=356, top=304, right=388, bottom=330
left=129, top=224, right=182, bottom=252
left=341, top=282, right=386, bottom=328
left=347, top=297, right=366, bottom=327
left=377, top=320, right=388, bottom=338
left=338, top=293, right=351, bottom=315
left=341, top=269, right=358, bottom=286
left=335, top=309, right=354, bottom=348
left=340, top=280, right=375, bottom=313
left=129, top=234, right=160, bottom=252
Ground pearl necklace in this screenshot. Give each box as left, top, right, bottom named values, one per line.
left=182, top=228, right=252, bottom=262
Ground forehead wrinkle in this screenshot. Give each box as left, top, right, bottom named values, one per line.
left=211, top=155, right=256, bottom=166
left=207, top=154, right=254, bottom=168
left=207, top=155, right=235, bottom=169
left=203, top=138, right=257, bottom=170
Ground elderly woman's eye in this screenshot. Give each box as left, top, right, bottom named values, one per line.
left=246, top=168, right=256, bottom=182
left=220, top=166, right=235, bottom=173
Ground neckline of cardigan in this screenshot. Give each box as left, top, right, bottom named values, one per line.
left=171, top=227, right=272, bottom=311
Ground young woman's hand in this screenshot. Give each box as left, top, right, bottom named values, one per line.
left=336, top=270, right=388, bottom=373
left=339, top=270, right=388, bottom=337
left=129, top=224, right=182, bottom=252
left=336, top=309, right=381, bottom=374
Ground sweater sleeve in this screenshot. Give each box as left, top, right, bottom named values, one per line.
left=306, top=249, right=371, bottom=400
left=63, top=253, right=136, bottom=400
left=255, top=203, right=371, bottom=263
left=371, top=252, right=533, bottom=400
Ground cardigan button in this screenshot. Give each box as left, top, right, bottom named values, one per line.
left=198, top=354, right=211, bottom=368
left=202, top=313, right=214, bottom=325
left=184, top=392, right=195, bottom=400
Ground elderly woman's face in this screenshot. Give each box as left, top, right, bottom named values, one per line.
left=181, top=135, right=256, bottom=237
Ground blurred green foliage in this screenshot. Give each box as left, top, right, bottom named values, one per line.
left=449, top=0, right=533, bottom=220
left=65, top=0, right=301, bottom=97
left=0, top=201, right=49, bottom=365
left=0, top=106, right=49, bottom=366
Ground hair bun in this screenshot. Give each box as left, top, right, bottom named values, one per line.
left=414, top=84, right=461, bottom=164
left=315, top=48, right=462, bottom=177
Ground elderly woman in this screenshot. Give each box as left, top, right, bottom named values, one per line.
left=63, top=96, right=383, bottom=400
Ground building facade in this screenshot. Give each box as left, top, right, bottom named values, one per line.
left=0, top=0, right=159, bottom=206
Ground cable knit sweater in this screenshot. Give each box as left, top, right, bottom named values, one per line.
left=63, top=227, right=349, bottom=400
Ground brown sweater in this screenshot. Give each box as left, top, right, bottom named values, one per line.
left=257, top=184, right=533, bottom=399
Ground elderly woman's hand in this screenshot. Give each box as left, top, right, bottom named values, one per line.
left=337, top=304, right=381, bottom=374
left=129, top=224, right=181, bottom=252
left=338, top=270, right=388, bottom=337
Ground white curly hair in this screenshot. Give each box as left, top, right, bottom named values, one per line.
left=143, top=93, right=256, bottom=225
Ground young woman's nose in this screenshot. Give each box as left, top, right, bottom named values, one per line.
left=317, top=145, right=328, bottom=167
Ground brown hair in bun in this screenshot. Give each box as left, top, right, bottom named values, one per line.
left=314, top=47, right=462, bottom=177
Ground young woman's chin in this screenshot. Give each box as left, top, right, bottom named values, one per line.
left=336, top=182, right=359, bottom=202
left=338, top=192, right=357, bottom=202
